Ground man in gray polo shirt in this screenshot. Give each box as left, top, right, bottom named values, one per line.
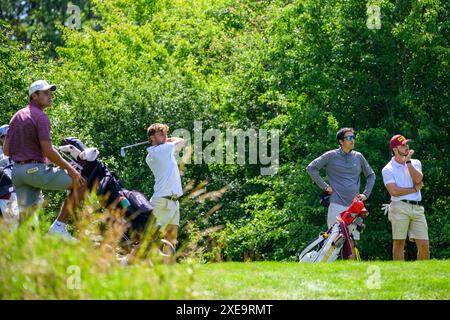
left=307, top=128, right=376, bottom=249
left=3, top=80, right=86, bottom=239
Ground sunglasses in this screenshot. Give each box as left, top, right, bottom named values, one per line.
left=344, top=135, right=356, bottom=141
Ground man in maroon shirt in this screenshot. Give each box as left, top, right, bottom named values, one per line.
left=3, top=80, right=86, bottom=239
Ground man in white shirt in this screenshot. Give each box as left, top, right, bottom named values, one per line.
left=145, top=123, right=185, bottom=258
left=382, top=134, right=429, bottom=260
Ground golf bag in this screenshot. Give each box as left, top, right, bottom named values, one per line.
left=0, top=165, right=19, bottom=230
left=58, top=137, right=153, bottom=240
left=0, top=167, right=12, bottom=199
left=299, top=197, right=369, bottom=263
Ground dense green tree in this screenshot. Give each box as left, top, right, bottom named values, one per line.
left=1, top=0, right=448, bottom=260
left=0, top=0, right=97, bottom=56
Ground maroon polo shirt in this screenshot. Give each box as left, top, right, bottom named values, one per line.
left=7, top=101, right=51, bottom=163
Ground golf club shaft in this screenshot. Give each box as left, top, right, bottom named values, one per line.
left=122, top=141, right=149, bottom=149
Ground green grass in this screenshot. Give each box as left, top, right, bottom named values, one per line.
left=1, top=215, right=448, bottom=300
left=188, top=261, right=450, bottom=300
left=0, top=210, right=196, bottom=300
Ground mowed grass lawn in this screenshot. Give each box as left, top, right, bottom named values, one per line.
left=1, top=222, right=448, bottom=299
left=188, top=260, right=450, bottom=300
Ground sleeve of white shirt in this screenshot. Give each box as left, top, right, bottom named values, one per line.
left=156, top=143, right=175, bottom=159
left=382, top=166, right=395, bottom=185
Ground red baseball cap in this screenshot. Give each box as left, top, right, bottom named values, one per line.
left=390, top=134, right=410, bottom=150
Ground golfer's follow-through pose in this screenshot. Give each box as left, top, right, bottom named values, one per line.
left=3, top=80, right=86, bottom=239
left=306, top=128, right=376, bottom=258
left=145, top=123, right=185, bottom=258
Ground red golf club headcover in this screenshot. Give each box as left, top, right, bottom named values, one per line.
left=340, top=197, right=365, bottom=225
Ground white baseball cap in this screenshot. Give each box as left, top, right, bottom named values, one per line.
left=29, top=80, right=56, bottom=97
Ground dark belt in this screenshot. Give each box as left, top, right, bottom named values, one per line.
left=15, top=160, right=43, bottom=164
left=161, top=195, right=179, bottom=201
left=401, top=200, right=421, bottom=206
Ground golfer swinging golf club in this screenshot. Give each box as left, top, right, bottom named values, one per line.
left=145, top=123, right=185, bottom=262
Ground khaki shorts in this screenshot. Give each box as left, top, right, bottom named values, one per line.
left=150, top=197, right=180, bottom=231
left=12, top=163, right=73, bottom=210
left=388, top=201, right=428, bottom=241
left=328, top=202, right=360, bottom=240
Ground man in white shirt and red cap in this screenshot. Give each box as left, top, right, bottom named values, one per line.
left=382, top=134, right=429, bottom=260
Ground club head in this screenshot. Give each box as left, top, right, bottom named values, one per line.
left=120, top=147, right=126, bottom=157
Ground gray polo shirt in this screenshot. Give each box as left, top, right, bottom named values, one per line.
left=307, top=148, right=376, bottom=207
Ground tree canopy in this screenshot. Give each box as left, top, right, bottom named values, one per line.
left=1, top=0, right=448, bottom=260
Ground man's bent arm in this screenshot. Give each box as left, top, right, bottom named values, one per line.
left=385, top=183, right=419, bottom=197
left=167, top=137, right=185, bottom=151
left=40, top=140, right=77, bottom=171
left=361, top=154, right=376, bottom=198
left=306, top=153, right=331, bottom=190
left=407, top=163, right=423, bottom=184
left=363, top=173, right=376, bottom=198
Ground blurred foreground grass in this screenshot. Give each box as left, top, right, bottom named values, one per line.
left=1, top=213, right=448, bottom=300
left=0, top=209, right=196, bottom=299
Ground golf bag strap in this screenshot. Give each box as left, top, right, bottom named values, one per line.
left=299, top=235, right=324, bottom=260
left=86, top=162, right=102, bottom=187
left=339, top=220, right=353, bottom=259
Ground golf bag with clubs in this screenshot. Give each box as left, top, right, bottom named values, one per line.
left=58, top=137, right=175, bottom=255
left=299, top=197, right=369, bottom=263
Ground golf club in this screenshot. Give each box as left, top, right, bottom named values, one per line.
left=120, top=141, right=149, bottom=157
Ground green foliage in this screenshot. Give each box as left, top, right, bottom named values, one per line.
left=0, top=0, right=97, bottom=57
left=0, top=22, right=49, bottom=122
left=1, top=0, right=448, bottom=262
left=217, top=0, right=449, bottom=261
